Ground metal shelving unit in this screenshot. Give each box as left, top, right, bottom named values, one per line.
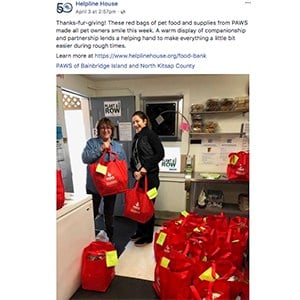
left=189, top=109, right=249, bottom=139
left=186, top=172, right=249, bottom=218
left=190, top=109, right=249, bottom=115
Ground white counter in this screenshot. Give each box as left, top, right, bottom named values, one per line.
left=156, top=172, right=187, bottom=212
left=57, top=193, right=95, bottom=300
left=56, top=193, right=92, bottom=218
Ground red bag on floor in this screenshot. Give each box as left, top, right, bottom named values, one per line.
left=192, top=263, right=249, bottom=300
left=228, top=217, right=249, bottom=268
left=124, top=176, right=155, bottom=223
left=190, top=280, right=231, bottom=300
left=190, top=260, right=237, bottom=300
left=227, top=151, right=249, bottom=181
left=81, top=241, right=117, bottom=292
left=154, top=226, right=188, bottom=263
left=228, top=269, right=249, bottom=300
left=153, top=244, right=196, bottom=300
left=56, top=169, right=65, bottom=210
left=89, top=149, right=128, bottom=196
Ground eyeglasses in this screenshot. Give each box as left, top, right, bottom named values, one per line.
left=99, top=127, right=112, bottom=130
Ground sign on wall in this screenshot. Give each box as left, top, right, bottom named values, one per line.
left=200, top=136, right=248, bottom=167
left=159, top=147, right=181, bottom=172
left=104, top=101, right=121, bottom=117
left=118, top=122, right=132, bottom=141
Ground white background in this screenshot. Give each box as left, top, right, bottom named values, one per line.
left=1, top=0, right=299, bottom=298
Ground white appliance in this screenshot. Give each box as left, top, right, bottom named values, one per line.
left=57, top=194, right=95, bottom=300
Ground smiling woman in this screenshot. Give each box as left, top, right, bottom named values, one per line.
left=81, top=116, right=127, bottom=242
left=129, top=110, right=165, bottom=247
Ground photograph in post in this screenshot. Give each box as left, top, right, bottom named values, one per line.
left=3, top=0, right=298, bottom=298
left=56, top=74, right=249, bottom=299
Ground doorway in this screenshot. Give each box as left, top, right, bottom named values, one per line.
left=61, top=90, right=91, bottom=195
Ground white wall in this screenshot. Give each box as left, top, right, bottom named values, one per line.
left=57, top=74, right=249, bottom=211
left=64, top=109, right=88, bottom=195
left=78, top=74, right=249, bottom=173
left=56, top=75, right=95, bottom=98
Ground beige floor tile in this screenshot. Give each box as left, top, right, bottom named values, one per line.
left=115, top=226, right=161, bottom=281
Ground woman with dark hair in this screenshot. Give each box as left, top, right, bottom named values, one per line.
left=82, top=117, right=127, bottom=242
left=130, top=111, right=165, bottom=247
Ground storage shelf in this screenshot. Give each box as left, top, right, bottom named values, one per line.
left=188, top=107, right=249, bottom=218
left=194, top=203, right=249, bottom=218
left=189, top=109, right=248, bottom=139
left=188, top=173, right=249, bottom=217
left=190, top=172, right=249, bottom=184
left=190, top=109, right=248, bottom=115
left=190, top=132, right=242, bottom=138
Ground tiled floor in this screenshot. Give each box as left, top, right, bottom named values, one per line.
left=115, top=226, right=161, bottom=281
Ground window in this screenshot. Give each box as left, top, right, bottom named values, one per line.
left=142, top=95, right=183, bottom=141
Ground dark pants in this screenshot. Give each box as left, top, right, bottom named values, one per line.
left=136, top=200, right=156, bottom=241
left=87, top=189, right=116, bottom=241
left=135, top=173, right=159, bottom=241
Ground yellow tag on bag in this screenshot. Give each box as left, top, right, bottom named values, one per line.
left=199, top=267, right=219, bottom=282
left=106, top=250, right=118, bottom=267
left=230, top=154, right=239, bottom=165
left=181, top=210, right=189, bottom=217
left=96, top=163, right=107, bottom=175
left=160, top=257, right=170, bottom=268
left=147, top=187, right=158, bottom=199
left=156, top=232, right=167, bottom=246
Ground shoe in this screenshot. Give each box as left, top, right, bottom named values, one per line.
left=134, top=237, right=153, bottom=247
left=96, top=230, right=109, bottom=242
left=130, top=233, right=142, bottom=241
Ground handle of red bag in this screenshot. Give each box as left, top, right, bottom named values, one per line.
left=189, top=285, right=201, bottom=300
left=144, top=175, right=148, bottom=191
left=99, top=148, right=119, bottom=163
left=189, top=236, right=209, bottom=244
left=182, top=241, right=191, bottom=256
left=206, top=281, right=215, bottom=300
left=211, top=261, right=237, bottom=281
left=134, top=174, right=148, bottom=193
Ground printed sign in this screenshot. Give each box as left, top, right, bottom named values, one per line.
left=118, top=122, right=132, bottom=141
left=104, top=101, right=121, bottom=117
left=159, top=147, right=181, bottom=172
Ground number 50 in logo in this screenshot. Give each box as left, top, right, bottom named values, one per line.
left=57, top=2, right=73, bottom=13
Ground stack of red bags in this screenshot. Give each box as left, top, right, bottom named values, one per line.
left=153, top=212, right=249, bottom=300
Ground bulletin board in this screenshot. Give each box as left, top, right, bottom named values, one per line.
left=199, top=136, right=249, bottom=169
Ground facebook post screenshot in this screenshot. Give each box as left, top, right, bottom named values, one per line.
left=2, top=1, right=297, bottom=298
left=54, top=1, right=296, bottom=300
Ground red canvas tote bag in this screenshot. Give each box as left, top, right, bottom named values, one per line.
left=81, top=241, right=116, bottom=292
left=154, top=226, right=188, bottom=263
left=89, top=149, right=128, bottom=196
left=226, top=151, right=249, bottom=181
left=153, top=244, right=196, bottom=300
left=124, top=175, right=155, bottom=223
left=190, top=280, right=231, bottom=300
left=56, top=169, right=65, bottom=210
